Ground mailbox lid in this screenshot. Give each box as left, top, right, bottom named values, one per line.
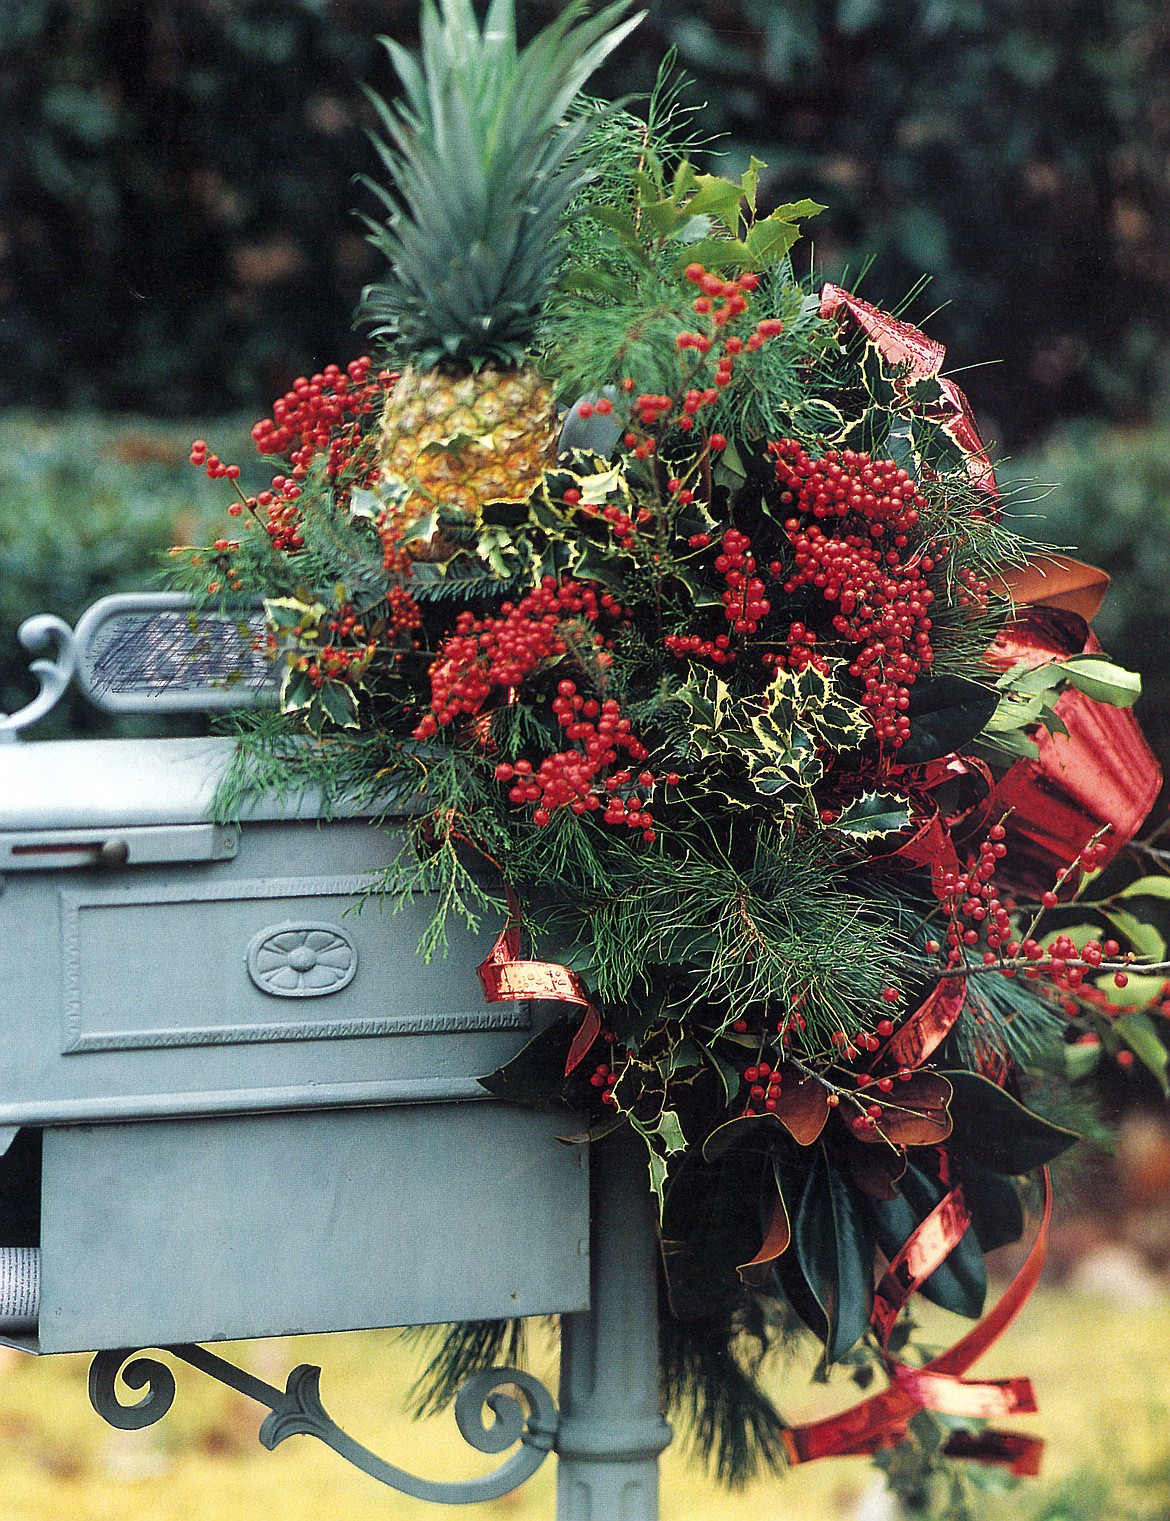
left=36, top=1104, right=590, bottom=1354
left=0, top=736, right=377, bottom=831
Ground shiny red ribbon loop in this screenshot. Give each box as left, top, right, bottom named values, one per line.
left=476, top=886, right=602, bottom=1073
left=784, top=1170, right=1052, bottom=1468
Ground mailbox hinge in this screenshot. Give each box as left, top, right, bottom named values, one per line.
left=0, top=824, right=237, bottom=872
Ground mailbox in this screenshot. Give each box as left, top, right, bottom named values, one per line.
left=0, top=598, right=670, bottom=1521
left=0, top=730, right=589, bottom=1354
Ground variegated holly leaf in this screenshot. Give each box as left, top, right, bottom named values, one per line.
left=830, top=790, right=913, bottom=843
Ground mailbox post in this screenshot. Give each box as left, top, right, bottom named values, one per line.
left=0, top=597, right=675, bottom=1517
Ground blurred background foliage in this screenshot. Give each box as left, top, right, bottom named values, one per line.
left=0, top=0, right=1167, bottom=750
left=1, top=0, right=1167, bottom=444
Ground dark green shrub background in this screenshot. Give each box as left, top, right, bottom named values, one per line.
left=2, top=1, right=1167, bottom=447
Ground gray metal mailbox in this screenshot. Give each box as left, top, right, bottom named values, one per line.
left=0, top=599, right=671, bottom=1520
left=0, top=734, right=589, bottom=1353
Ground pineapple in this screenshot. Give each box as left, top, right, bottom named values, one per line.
left=359, top=0, right=640, bottom=559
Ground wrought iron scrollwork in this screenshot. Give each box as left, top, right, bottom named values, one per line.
left=0, top=616, right=77, bottom=742
left=88, top=1344, right=558, bottom=1506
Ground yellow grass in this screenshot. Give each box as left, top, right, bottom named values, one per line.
left=0, top=1287, right=1164, bottom=1521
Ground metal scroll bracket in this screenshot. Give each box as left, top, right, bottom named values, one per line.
left=0, top=616, right=77, bottom=743
left=88, top=1343, right=558, bottom=1506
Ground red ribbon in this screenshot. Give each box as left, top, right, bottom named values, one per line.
left=783, top=1171, right=1051, bottom=1474
left=477, top=887, right=602, bottom=1074
left=818, top=284, right=998, bottom=501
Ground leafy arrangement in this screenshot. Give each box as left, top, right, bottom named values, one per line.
left=169, top=0, right=1170, bottom=1506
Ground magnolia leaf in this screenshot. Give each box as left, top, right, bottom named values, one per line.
left=737, top=1182, right=792, bottom=1287
left=962, top=1163, right=1026, bottom=1253
left=847, top=1143, right=907, bottom=1200
left=795, top=1146, right=875, bottom=1363
left=854, top=1072, right=953, bottom=1148
left=868, top=1162, right=986, bottom=1319
left=661, top=1148, right=776, bottom=1318
left=899, top=675, right=1000, bottom=764
left=771, top=1072, right=832, bottom=1146
left=942, top=1071, right=1080, bottom=1173
left=1058, top=655, right=1141, bottom=707
left=831, top=790, right=913, bottom=843
left=1114, top=1013, right=1170, bottom=1094
left=1102, top=908, right=1166, bottom=962
left=702, top=1110, right=788, bottom=1162
left=1116, top=876, right=1170, bottom=901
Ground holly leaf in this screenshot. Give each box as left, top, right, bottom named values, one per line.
left=743, top=213, right=802, bottom=266
left=898, top=675, right=1000, bottom=764
left=1101, top=908, right=1166, bottom=963
left=831, top=790, right=913, bottom=843
left=314, top=680, right=360, bottom=730
left=795, top=1146, right=876, bottom=1363
left=942, top=1071, right=1081, bottom=1173
left=1116, top=876, right=1170, bottom=901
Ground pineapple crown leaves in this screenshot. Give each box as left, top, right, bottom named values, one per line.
left=357, top=0, right=644, bottom=368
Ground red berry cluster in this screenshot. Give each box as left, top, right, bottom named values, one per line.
left=743, top=1059, right=783, bottom=1111
left=189, top=359, right=390, bottom=554
left=413, top=579, right=621, bottom=738
left=188, top=440, right=240, bottom=483
left=664, top=630, right=736, bottom=664
left=763, top=620, right=827, bottom=675
left=250, top=358, right=381, bottom=480
left=171, top=535, right=243, bottom=597
left=771, top=441, right=939, bottom=747
left=715, top=528, right=770, bottom=634
left=561, top=485, right=653, bottom=543
left=494, top=681, right=656, bottom=838
left=936, top=823, right=1013, bottom=965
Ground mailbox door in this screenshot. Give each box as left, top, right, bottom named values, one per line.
left=30, top=1103, right=589, bottom=1354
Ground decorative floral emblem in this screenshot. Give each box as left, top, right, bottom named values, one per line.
left=246, top=923, right=357, bottom=998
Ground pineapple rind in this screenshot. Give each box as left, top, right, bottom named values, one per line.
left=379, top=365, right=557, bottom=560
